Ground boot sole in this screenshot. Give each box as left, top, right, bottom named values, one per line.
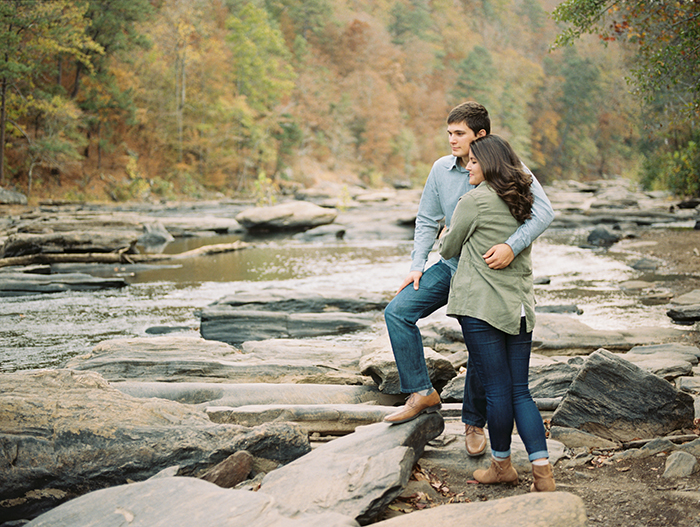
left=384, top=403, right=442, bottom=425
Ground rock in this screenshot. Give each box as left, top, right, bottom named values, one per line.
left=533, top=313, right=690, bottom=355
left=293, top=223, right=346, bottom=241
left=258, top=414, right=444, bottom=525
left=678, top=438, right=700, bottom=458
left=630, top=257, right=661, bottom=271
left=528, top=361, right=581, bottom=399
left=0, top=187, right=28, bottom=205
left=200, top=307, right=377, bottom=345
left=359, top=335, right=456, bottom=394
left=549, top=426, right=620, bottom=450
left=209, top=288, right=390, bottom=313
left=200, top=450, right=254, bottom=488
left=67, top=336, right=369, bottom=384
left=112, top=381, right=403, bottom=408
left=0, top=231, right=138, bottom=258
left=671, top=291, right=700, bottom=306
left=550, top=349, right=695, bottom=442
left=536, top=304, right=583, bottom=315
left=370, top=491, right=587, bottom=527
left=137, top=221, right=175, bottom=248
left=199, top=289, right=388, bottom=345
left=663, top=451, right=698, bottom=478
left=24, top=477, right=360, bottom=527
left=623, top=343, right=700, bottom=380
left=0, top=271, right=127, bottom=295
left=586, top=226, right=621, bottom=247
left=0, top=369, right=311, bottom=519
left=235, top=201, right=337, bottom=232
left=667, top=304, right=700, bottom=325
left=206, top=403, right=393, bottom=434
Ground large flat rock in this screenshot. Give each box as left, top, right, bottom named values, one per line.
left=0, top=370, right=311, bottom=520
left=25, top=477, right=359, bottom=527
left=371, top=491, right=587, bottom=527
left=259, top=414, right=445, bottom=525
left=66, top=336, right=368, bottom=384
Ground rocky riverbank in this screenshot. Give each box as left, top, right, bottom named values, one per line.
left=1, top=178, right=700, bottom=526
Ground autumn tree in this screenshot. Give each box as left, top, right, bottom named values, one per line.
left=552, top=0, right=699, bottom=195
left=69, top=0, right=153, bottom=166
left=0, top=0, right=100, bottom=191
left=552, top=0, right=699, bottom=122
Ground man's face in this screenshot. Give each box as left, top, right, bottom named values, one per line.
left=447, top=122, right=480, bottom=160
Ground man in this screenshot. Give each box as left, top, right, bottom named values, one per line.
left=383, top=102, right=555, bottom=458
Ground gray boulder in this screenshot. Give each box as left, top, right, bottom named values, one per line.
left=0, top=231, right=137, bottom=258
left=259, top=413, right=444, bottom=525
left=235, top=201, right=337, bottom=231
left=551, top=349, right=695, bottom=441
left=112, top=381, right=403, bottom=408
left=663, top=451, right=698, bottom=478
left=210, top=289, right=389, bottom=313
left=25, top=477, right=359, bottom=527
left=0, top=187, right=27, bottom=205
left=206, top=403, right=393, bottom=435
left=199, top=289, right=388, bottom=345
left=0, top=271, right=127, bottom=295
left=0, top=370, right=310, bottom=519
left=667, top=290, right=700, bottom=325
left=586, top=225, right=620, bottom=247
left=533, top=313, right=689, bottom=355
left=359, top=335, right=456, bottom=394
left=66, top=336, right=366, bottom=384
left=370, top=491, right=587, bottom=527
left=200, top=307, right=377, bottom=345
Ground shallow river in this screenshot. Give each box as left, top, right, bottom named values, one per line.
left=0, top=230, right=686, bottom=372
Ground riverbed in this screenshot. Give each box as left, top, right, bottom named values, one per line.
left=1, top=228, right=686, bottom=373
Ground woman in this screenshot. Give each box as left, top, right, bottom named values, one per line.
left=438, top=134, right=555, bottom=492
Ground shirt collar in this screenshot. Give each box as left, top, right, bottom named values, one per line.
left=450, top=155, right=468, bottom=173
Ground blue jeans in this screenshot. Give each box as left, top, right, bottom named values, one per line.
left=384, top=260, right=487, bottom=427
left=458, top=315, right=548, bottom=462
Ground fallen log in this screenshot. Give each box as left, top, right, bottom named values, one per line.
left=0, top=241, right=250, bottom=268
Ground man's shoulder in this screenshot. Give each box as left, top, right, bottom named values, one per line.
left=430, top=155, right=459, bottom=173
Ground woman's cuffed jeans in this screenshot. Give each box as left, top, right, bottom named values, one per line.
left=458, top=315, right=548, bottom=462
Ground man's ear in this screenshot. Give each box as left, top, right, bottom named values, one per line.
left=477, top=129, right=487, bottom=138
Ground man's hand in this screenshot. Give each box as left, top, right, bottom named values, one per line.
left=396, top=271, right=423, bottom=294
left=483, top=244, right=514, bottom=269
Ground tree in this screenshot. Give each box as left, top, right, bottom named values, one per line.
left=0, top=0, right=100, bottom=188
left=70, top=0, right=153, bottom=165
left=551, top=0, right=700, bottom=123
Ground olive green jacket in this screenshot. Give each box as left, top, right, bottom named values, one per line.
left=438, top=182, right=535, bottom=335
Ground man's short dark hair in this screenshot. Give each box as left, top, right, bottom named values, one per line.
left=447, top=101, right=490, bottom=136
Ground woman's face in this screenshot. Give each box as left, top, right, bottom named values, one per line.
left=466, top=149, right=485, bottom=185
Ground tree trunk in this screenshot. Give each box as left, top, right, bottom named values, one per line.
left=71, top=61, right=83, bottom=99
left=0, top=75, right=6, bottom=185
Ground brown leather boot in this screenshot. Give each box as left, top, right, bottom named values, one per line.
left=384, top=390, right=441, bottom=424
left=473, top=456, right=518, bottom=485
left=465, top=424, right=486, bottom=457
left=530, top=463, right=556, bottom=492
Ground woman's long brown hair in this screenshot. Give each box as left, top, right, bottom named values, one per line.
left=469, top=135, right=533, bottom=223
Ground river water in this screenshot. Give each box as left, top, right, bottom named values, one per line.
left=0, top=229, right=686, bottom=373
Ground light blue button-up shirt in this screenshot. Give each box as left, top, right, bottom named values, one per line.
left=410, top=154, right=554, bottom=273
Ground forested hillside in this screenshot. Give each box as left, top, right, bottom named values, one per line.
left=0, top=0, right=693, bottom=202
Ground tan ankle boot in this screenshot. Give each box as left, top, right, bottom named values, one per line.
left=473, top=457, right=518, bottom=485
left=530, top=463, right=556, bottom=492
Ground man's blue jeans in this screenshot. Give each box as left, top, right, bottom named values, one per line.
left=383, top=260, right=487, bottom=427
left=458, top=315, right=548, bottom=462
